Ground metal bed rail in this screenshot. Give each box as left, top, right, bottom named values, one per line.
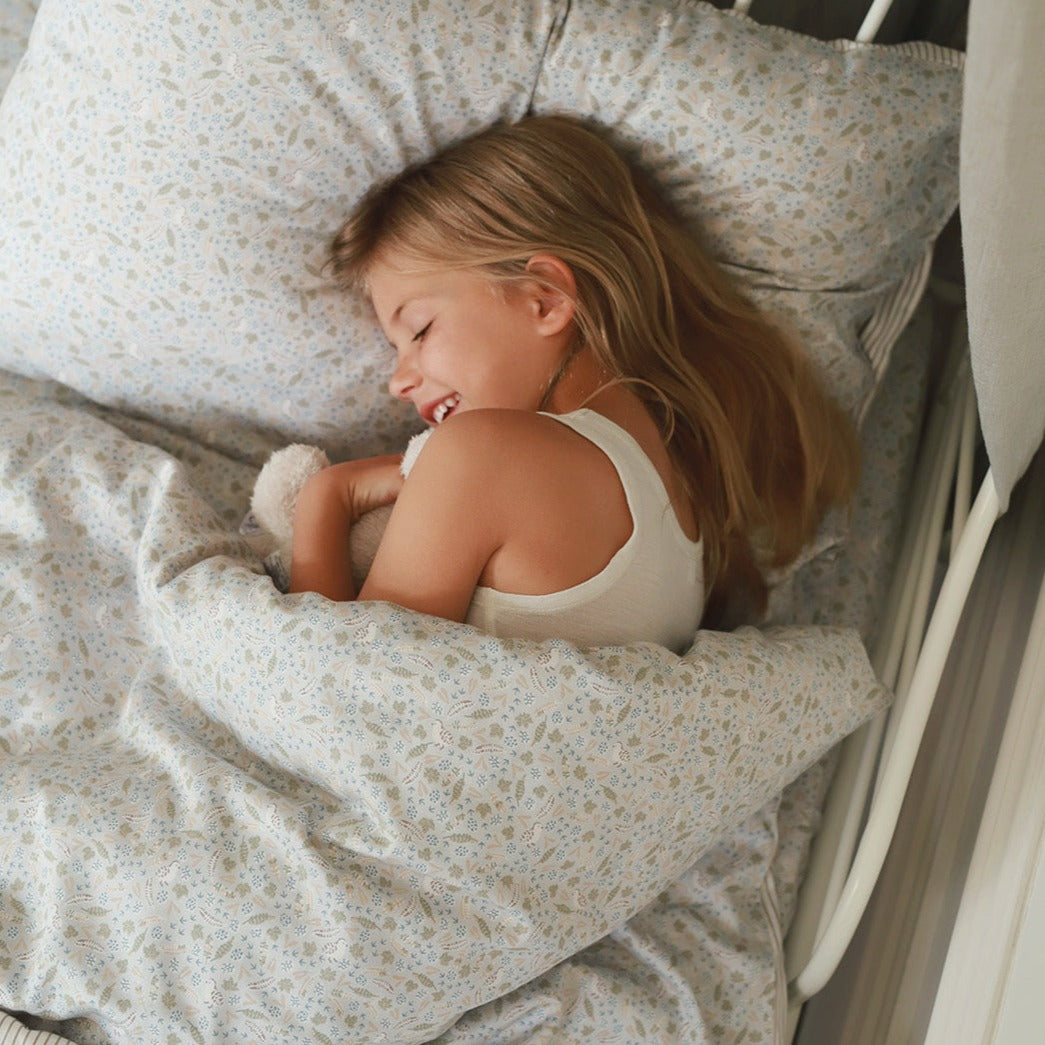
left=737, top=0, right=985, bottom=1023
left=730, top=0, right=896, bottom=41
left=784, top=309, right=1002, bottom=1009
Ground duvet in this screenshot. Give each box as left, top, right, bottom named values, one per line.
left=0, top=372, right=886, bottom=1042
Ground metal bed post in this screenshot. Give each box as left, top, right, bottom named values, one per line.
left=729, top=0, right=893, bottom=41
left=790, top=465, right=1000, bottom=1002
left=856, top=0, right=898, bottom=41
left=874, top=319, right=975, bottom=791
left=783, top=302, right=986, bottom=1002
left=781, top=292, right=1004, bottom=1012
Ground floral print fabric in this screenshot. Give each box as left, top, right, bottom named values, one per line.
left=0, top=370, right=887, bottom=1041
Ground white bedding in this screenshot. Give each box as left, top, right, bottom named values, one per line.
left=0, top=369, right=886, bottom=1042
left=0, top=0, right=964, bottom=1040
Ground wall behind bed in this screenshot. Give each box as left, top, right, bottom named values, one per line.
left=709, top=0, right=966, bottom=46
left=0, top=0, right=37, bottom=97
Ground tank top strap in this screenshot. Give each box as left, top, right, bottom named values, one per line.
left=540, top=409, right=697, bottom=552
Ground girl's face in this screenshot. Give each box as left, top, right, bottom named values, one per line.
left=368, top=252, right=574, bottom=427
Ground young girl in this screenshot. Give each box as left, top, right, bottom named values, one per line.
left=290, top=116, right=859, bottom=648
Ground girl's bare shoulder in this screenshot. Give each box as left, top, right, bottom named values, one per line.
left=413, top=408, right=607, bottom=485
left=406, top=409, right=630, bottom=594
left=406, top=408, right=627, bottom=548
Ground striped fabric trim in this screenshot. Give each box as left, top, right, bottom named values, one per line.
left=837, top=37, right=966, bottom=69
left=0, top=1013, right=77, bottom=1045
left=892, top=39, right=965, bottom=66
left=859, top=247, right=937, bottom=423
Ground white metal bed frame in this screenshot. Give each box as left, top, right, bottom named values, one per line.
left=727, top=0, right=1000, bottom=1031
left=732, top=0, right=900, bottom=41
left=785, top=287, right=994, bottom=1015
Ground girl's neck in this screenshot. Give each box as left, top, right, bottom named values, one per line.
left=543, top=343, right=620, bottom=416
left=542, top=342, right=664, bottom=446
left=543, top=344, right=699, bottom=544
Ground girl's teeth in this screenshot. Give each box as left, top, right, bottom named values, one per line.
left=434, top=395, right=459, bottom=423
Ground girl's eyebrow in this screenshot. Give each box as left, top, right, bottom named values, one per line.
left=383, top=299, right=424, bottom=349
left=389, top=298, right=417, bottom=325
left=390, top=294, right=434, bottom=327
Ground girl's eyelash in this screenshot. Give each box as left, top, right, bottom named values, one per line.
left=412, top=322, right=432, bottom=343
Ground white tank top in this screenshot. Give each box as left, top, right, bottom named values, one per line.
left=464, top=409, right=704, bottom=652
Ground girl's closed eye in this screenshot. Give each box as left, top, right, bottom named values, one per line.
left=412, top=321, right=432, bottom=343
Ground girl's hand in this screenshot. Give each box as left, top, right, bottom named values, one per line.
left=289, top=455, right=404, bottom=600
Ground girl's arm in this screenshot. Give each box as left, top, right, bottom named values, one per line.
left=290, top=410, right=615, bottom=624
left=289, top=455, right=404, bottom=601
left=291, top=411, right=521, bottom=621
left=354, top=417, right=510, bottom=622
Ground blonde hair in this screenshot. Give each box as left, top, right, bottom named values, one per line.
left=329, top=116, right=860, bottom=624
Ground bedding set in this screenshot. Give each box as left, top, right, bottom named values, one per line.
left=0, top=1, right=960, bottom=1042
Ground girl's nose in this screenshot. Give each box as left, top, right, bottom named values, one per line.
left=389, top=357, right=419, bottom=400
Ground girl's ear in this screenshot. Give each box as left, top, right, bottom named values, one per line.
left=524, top=254, right=576, bottom=336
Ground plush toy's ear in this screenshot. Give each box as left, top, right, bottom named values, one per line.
left=400, top=427, right=433, bottom=475
left=249, top=444, right=331, bottom=547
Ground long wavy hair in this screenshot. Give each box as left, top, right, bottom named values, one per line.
left=328, top=115, right=860, bottom=624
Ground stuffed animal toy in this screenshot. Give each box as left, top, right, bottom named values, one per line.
left=242, top=429, right=432, bottom=592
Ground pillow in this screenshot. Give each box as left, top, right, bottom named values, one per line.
left=0, top=0, right=560, bottom=462
left=0, top=0, right=960, bottom=463
left=533, top=0, right=962, bottom=421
